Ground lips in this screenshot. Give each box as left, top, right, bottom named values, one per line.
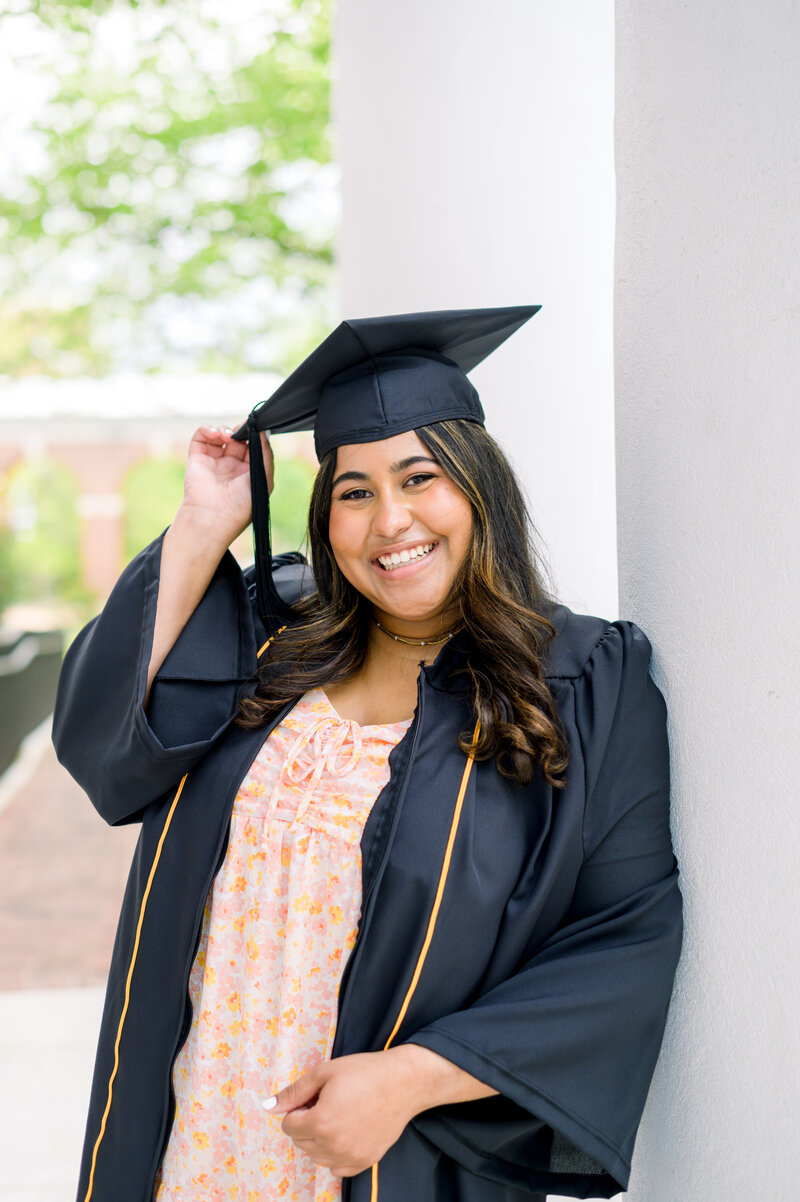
left=375, top=542, right=436, bottom=571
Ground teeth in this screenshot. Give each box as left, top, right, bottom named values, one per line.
left=377, top=543, right=434, bottom=570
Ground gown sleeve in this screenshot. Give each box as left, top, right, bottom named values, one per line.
left=406, top=621, right=683, bottom=1198
left=52, top=531, right=258, bottom=828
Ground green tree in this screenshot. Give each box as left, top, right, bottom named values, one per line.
left=270, top=455, right=315, bottom=553
left=2, top=459, right=86, bottom=605
left=122, top=457, right=186, bottom=562
left=0, top=0, right=334, bottom=379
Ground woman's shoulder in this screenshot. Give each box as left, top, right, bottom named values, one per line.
left=541, top=602, right=653, bottom=682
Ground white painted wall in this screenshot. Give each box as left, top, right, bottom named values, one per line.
left=615, top=4, right=800, bottom=1199
left=335, top=1, right=617, bottom=618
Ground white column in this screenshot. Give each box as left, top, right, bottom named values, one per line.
left=615, top=3, right=800, bottom=1198
left=335, top=1, right=617, bottom=618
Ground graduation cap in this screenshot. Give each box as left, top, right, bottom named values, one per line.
left=234, top=305, right=540, bottom=624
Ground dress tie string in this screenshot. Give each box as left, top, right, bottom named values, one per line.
left=282, top=714, right=363, bottom=826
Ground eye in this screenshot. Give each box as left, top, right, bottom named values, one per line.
left=338, top=487, right=372, bottom=502
left=404, top=472, right=437, bottom=487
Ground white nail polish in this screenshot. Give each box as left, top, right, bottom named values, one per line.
left=262, top=1096, right=277, bottom=1111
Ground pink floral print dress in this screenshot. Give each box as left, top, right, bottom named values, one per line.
left=155, top=687, right=412, bottom=1202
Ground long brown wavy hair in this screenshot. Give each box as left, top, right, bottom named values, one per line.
left=237, top=420, right=569, bottom=787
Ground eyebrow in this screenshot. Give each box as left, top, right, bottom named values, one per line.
left=331, top=455, right=438, bottom=491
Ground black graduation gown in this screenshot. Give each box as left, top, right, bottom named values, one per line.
left=52, top=534, right=682, bottom=1202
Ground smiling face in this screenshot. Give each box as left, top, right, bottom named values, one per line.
left=327, top=429, right=474, bottom=635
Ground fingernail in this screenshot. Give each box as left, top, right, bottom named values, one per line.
left=263, top=429, right=272, bottom=438
left=223, top=427, right=233, bottom=435
left=262, top=1097, right=277, bottom=1111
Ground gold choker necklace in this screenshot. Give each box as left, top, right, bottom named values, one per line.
left=373, top=618, right=459, bottom=647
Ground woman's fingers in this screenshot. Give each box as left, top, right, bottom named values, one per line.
left=266, top=1053, right=415, bottom=1177
left=188, top=425, right=273, bottom=491
left=266, top=1067, right=324, bottom=1116
left=188, top=426, right=226, bottom=460
left=190, top=425, right=250, bottom=461
left=179, top=423, right=256, bottom=541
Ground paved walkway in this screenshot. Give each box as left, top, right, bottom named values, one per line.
left=0, top=730, right=137, bottom=1201
left=0, top=731, right=137, bottom=992
left=0, top=986, right=105, bottom=1202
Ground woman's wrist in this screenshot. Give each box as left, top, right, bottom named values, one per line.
left=382, top=1043, right=498, bottom=1117
left=168, top=503, right=243, bottom=560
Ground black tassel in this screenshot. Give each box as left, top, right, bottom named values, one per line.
left=247, top=416, right=296, bottom=627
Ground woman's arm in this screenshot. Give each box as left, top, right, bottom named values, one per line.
left=144, top=425, right=273, bottom=707
left=53, top=424, right=273, bottom=826
left=267, top=1045, right=497, bottom=1179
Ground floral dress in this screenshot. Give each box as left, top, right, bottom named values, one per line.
left=155, top=687, right=412, bottom=1202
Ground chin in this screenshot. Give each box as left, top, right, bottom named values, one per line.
left=377, top=595, right=456, bottom=624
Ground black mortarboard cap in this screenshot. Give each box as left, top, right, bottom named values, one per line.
left=234, top=305, right=540, bottom=625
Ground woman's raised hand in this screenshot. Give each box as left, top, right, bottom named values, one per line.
left=143, top=423, right=273, bottom=704
left=179, top=424, right=274, bottom=548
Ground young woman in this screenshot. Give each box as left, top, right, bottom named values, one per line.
left=54, top=308, right=682, bottom=1202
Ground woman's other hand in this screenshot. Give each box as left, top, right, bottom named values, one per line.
left=266, top=1051, right=417, bottom=1178
left=266, top=1044, right=498, bottom=1177
left=180, top=424, right=274, bottom=547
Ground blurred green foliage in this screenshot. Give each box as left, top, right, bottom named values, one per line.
left=122, top=457, right=185, bottom=562
left=0, top=526, right=14, bottom=616
left=1, top=459, right=88, bottom=606
left=270, top=455, right=315, bottom=554
left=0, top=0, right=334, bottom=379
left=0, top=0, right=328, bottom=620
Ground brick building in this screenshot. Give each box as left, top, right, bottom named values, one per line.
left=0, top=372, right=313, bottom=604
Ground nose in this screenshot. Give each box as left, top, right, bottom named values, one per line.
left=371, top=490, right=413, bottom=540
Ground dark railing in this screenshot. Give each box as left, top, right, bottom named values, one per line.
left=0, top=629, right=65, bottom=778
